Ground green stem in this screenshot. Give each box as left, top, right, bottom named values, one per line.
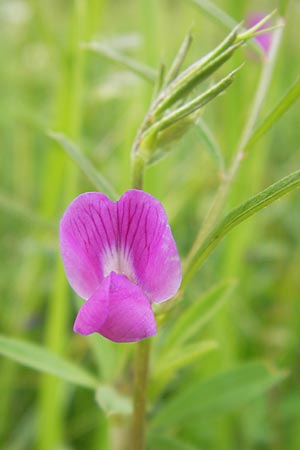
left=129, top=166, right=150, bottom=450
left=129, top=76, right=151, bottom=450
left=131, top=154, right=146, bottom=190
left=130, top=339, right=151, bottom=450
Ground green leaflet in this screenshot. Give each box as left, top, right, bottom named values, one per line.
left=164, top=31, right=193, bottom=86
left=154, top=43, right=241, bottom=116
left=49, top=132, right=118, bottom=200
left=162, top=279, right=236, bottom=351
left=245, top=78, right=300, bottom=151
left=152, top=362, right=287, bottom=427
left=183, top=169, right=300, bottom=287
left=153, top=340, right=218, bottom=379
left=0, top=335, right=98, bottom=389
left=151, top=66, right=239, bottom=133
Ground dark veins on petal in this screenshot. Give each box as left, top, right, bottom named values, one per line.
left=126, top=202, right=146, bottom=260
left=91, top=203, right=113, bottom=257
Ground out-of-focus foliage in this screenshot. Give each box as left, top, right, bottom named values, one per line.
left=1, top=1, right=300, bottom=450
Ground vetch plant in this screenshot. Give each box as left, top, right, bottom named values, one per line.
left=1, top=5, right=300, bottom=450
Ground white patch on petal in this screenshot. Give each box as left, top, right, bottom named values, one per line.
left=102, top=246, right=135, bottom=282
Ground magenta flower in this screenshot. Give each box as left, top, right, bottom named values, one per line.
left=60, top=190, right=181, bottom=343
left=247, top=13, right=272, bottom=55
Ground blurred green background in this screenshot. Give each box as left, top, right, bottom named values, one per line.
left=1, top=0, right=300, bottom=449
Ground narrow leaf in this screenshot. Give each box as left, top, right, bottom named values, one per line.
left=0, top=335, right=98, bottom=389
left=245, top=78, right=300, bottom=151
left=152, top=362, right=287, bottom=427
left=236, top=10, right=277, bottom=42
left=155, top=42, right=240, bottom=115
left=153, top=63, right=166, bottom=98
left=164, top=31, right=193, bottom=86
left=96, top=385, right=132, bottom=416
left=151, top=66, right=239, bottom=134
left=183, top=169, right=300, bottom=287
left=163, top=279, right=235, bottom=351
left=195, top=118, right=225, bottom=171
left=154, top=341, right=218, bottom=378
left=82, top=41, right=156, bottom=82
left=49, top=132, right=118, bottom=200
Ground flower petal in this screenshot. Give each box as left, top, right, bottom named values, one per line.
left=74, top=272, right=156, bottom=343
left=73, top=283, right=109, bottom=336
left=60, top=192, right=117, bottom=298
left=60, top=190, right=182, bottom=304
left=117, top=190, right=182, bottom=303
left=247, top=14, right=272, bottom=55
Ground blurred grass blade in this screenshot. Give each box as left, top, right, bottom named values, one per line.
left=195, top=118, right=225, bottom=171
left=82, top=41, right=156, bottom=82
left=0, top=335, right=98, bottom=389
left=163, top=279, right=236, bottom=351
left=5, top=411, right=35, bottom=450
left=154, top=341, right=218, bottom=378
left=49, top=132, right=118, bottom=200
left=279, top=0, right=289, bottom=15
left=189, top=0, right=237, bottom=29
left=152, top=362, right=287, bottom=427
left=245, top=78, right=300, bottom=151
left=0, top=192, right=55, bottom=230
left=184, top=169, right=300, bottom=287
left=164, top=31, right=193, bottom=86
left=96, top=385, right=132, bottom=416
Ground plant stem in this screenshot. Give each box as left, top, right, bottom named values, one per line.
left=130, top=339, right=151, bottom=450
left=128, top=205, right=151, bottom=450
left=129, top=82, right=152, bottom=450
left=131, top=154, right=146, bottom=191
